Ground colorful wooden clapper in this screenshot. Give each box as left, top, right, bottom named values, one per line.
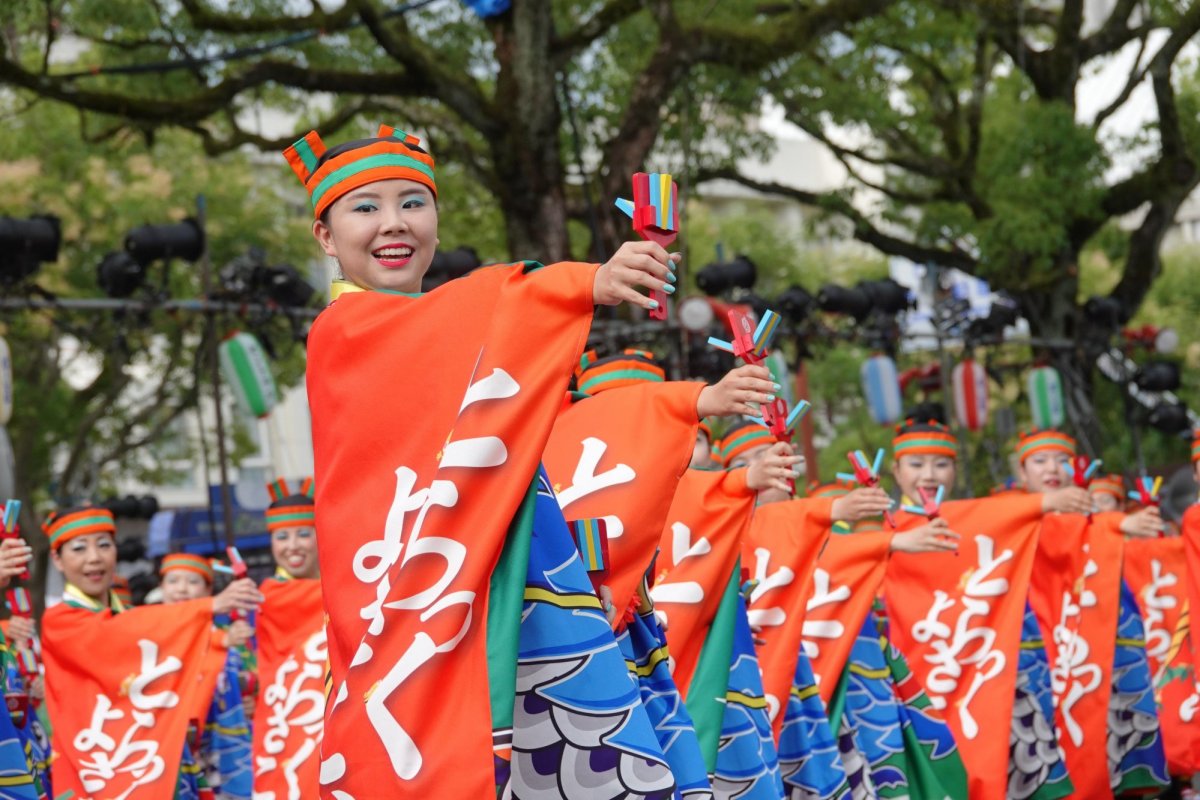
left=615, top=172, right=679, bottom=321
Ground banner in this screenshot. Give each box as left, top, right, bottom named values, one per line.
left=307, top=262, right=596, bottom=795
left=1123, top=536, right=1188, bottom=679
left=805, top=531, right=893, bottom=704
left=187, top=628, right=228, bottom=729
left=543, top=381, right=702, bottom=614
left=741, top=498, right=832, bottom=735
left=252, top=578, right=326, bottom=800
left=883, top=494, right=1042, bottom=800
left=1050, top=514, right=1125, bottom=800
left=1156, top=602, right=1200, bottom=775
left=43, top=599, right=214, bottom=799
left=652, top=468, right=755, bottom=699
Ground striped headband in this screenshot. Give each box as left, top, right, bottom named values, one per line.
left=1088, top=474, right=1125, bottom=500
left=576, top=349, right=665, bottom=396
left=697, top=418, right=714, bottom=443
left=266, top=476, right=316, bottom=533
left=160, top=553, right=215, bottom=584
left=1192, top=430, right=1200, bottom=462
left=283, top=124, right=437, bottom=220
left=44, top=506, right=116, bottom=551
left=892, top=419, right=958, bottom=459
left=1016, top=429, right=1076, bottom=462
left=807, top=479, right=855, bottom=499
left=719, top=420, right=775, bottom=467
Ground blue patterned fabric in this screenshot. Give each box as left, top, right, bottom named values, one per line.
left=175, top=741, right=202, bottom=800
left=200, top=650, right=252, bottom=798
left=1010, top=602, right=1072, bottom=799
left=1109, top=580, right=1169, bottom=794
left=711, top=595, right=782, bottom=799
left=0, top=698, right=38, bottom=800
left=837, top=615, right=910, bottom=796
left=615, top=579, right=712, bottom=798
left=505, top=468, right=675, bottom=798
left=777, top=649, right=853, bottom=799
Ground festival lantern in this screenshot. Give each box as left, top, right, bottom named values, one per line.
left=1027, top=365, right=1065, bottom=429
left=952, top=358, right=989, bottom=432
left=218, top=331, right=278, bottom=418
left=0, top=336, right=11, bottom=425
left=861, top=354, right=902, bottom=425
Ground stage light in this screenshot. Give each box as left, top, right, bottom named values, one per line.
left=1084, top=295, right=1129, bottom=329
left=1147, top=401, right=1189, bottom=434
left=1156, top=327, right=1179, bottom=354
left=816, top=284, right=872, bottom=319
left=1134, top=360, right=1181, bottom=393
left=695, top=255, right=757, bottom=295
left=263, top=264, right=316, bottom=308
left=967, top=294, right=1020, bottom=339
left=97, top=251, right=147, bottom=299
left=0, top=215, right=61, bottom=284
left=124, top=218, right=205, bottom=266
left=858, top=278, right=912, bottom=314
left=103, top=494, right=160, bottom=519
left=422, top=247, right=482, bottom=291
left=776, top=284, right=815, bottom=322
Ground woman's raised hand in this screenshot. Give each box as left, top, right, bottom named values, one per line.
left=593, top=241, right=679, bottom=310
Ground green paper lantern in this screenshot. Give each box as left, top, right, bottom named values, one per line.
left=219, top=331, right=278, bottom=418
left=1027, top=366, right=1065, bottom=429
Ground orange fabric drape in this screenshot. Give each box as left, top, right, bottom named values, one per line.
left=741, top=498, right=833, bottom=735
left=651, top=468, right=755, bottom=697
left=252, top=578, right=326, bottom=799
left=807, top=531, right=893, bottom=703
left=543, top=381, right=702, bottom=615
left=43, top=598, right=215, bottom=799
left=884, top=494, right=1043, bottom=800
left=307, top=262, right=596, bottom=796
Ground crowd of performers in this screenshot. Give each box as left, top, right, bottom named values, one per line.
left=3, top=123, right=1200, bottom=799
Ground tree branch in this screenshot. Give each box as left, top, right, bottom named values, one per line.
left=552, top=0, right=644, bottom=62
left=176, top=0, right=359, bottom=34
left=696, top=166, right=979, bottom=273
left=1080, top=0, right=1142, bottom=60
left=352, top=0, right=498, bottom=137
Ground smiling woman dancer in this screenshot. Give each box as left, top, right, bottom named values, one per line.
left=294, top=125, right=684, bottom=798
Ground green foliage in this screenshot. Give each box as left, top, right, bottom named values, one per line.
left=0, top=96, right=312, bottom=503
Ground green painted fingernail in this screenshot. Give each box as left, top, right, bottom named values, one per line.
left=667, top=272, right=677, bottom=283
left=772, top=383, right=781, bottom=392
left=648, top=299, right=659, bottom=310
left=663, top=284, right=676, bottom=294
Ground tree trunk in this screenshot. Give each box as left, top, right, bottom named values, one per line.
left=490, top=3, right=571, bottom=263
left=1016, top=261, right=1105, bottom=454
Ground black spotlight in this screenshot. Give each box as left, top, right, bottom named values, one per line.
left=97, top=251, right=147, bottom=298
left=422, top=247, right=482, bottom=291
left=218, top=248, right=268, bottom=299
left=1147, top=401, right=1190, bottom=434
left=858, top=278, right=913, bottom=314
left=264, top=264, right=316, bottom=308
left=816, top=283, right=872, bottom=319
left=124, top=218, right=205, bottom=265
left=1084, top=295, right=1129, bottom=329
left=777, top=284, right=816, bottom=322
left=967, top=294, right=1020, bottom=339
left=695, top=255, right=757, bottom=296
left=103, top=494, right=160, bottom=519
left=0, top=215, right=61, bottom=284
left=1134, top=360, right=1182, bottom=393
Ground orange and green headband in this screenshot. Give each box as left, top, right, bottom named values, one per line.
left=284, top=124, right=437, bottom=220
left=1191, top=430, right=1200, bottom=462
left=45, top=507, right=116, bottom=551
left=160, top=553, right=214, bottom=584
left=576, top=349, right=665, bottom=396
left=719, top=421, right=775, bottom=467
left=1016, top=429, right=1076, bottom=462
left=807, top=479, right=855, bottom=499
left=892, top=419, right=958, bottom=459
left=1089, top=474, right=1125, bottom=500
left=266, top=476, right=316, bottom=533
